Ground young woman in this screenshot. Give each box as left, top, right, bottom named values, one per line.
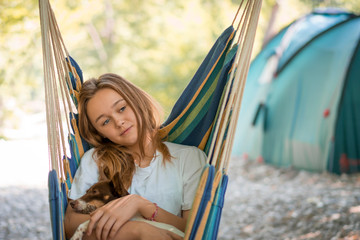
left=64, top=73, right=207, bottom=240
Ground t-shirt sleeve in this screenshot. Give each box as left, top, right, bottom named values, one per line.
left=182, top=147, right=207, bottom=210
left=68, top=149, right=99, bottom=200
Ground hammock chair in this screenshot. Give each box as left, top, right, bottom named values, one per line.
left=39, top=0, right=262, bottom=239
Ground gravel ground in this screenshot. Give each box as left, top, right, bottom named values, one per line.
left=1, top=157, right=360, bottom=240
left=0, top=186, right=51, bottom=240
left=219, top=158, right=360, bottom=240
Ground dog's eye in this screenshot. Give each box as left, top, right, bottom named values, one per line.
left=92, top=189, right=98, bottom=194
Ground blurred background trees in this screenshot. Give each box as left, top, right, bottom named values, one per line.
left=0, top=0, right=359, bottom=139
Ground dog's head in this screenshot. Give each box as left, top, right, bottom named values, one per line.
left=70, top=172, right=129, bottom=214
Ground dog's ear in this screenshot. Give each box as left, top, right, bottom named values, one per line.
left=110, top=172, right=129, bottom=197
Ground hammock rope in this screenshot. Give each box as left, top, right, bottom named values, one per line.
left=183, top=1, right=262, bottom=238
left=207, top=0, right=261, bottom=171
left=39, top=0, right=262, bottom=239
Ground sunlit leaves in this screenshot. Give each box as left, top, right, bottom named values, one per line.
left=1, top=0, right=359, bottom=131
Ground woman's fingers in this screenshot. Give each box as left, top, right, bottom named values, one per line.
left=93, top=210, right=110, bottom=240
left=93, top=209, right=125, bottom=240
left=86, top=209, right=103, bottom=236
left=99, top=217, right=117, bottom=240
left=85, top=195, right=149, bottom=240
left=86, top=195, right=137, bottom=239
left=107, top=219, right=124, bottom=240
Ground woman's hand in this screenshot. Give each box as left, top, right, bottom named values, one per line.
left=86, top=194, right=149, bottom=240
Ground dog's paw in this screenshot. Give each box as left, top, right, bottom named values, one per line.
left=69, top=220, right=90, bottom=240
left=70, top=230, right=86, bottom=240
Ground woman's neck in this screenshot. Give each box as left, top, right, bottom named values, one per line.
left=130, top=136, right=156, bottom=168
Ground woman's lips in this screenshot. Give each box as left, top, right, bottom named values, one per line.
left=120, top=126, right=132, bottom=136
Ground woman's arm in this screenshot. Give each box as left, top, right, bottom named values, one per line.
left=146, top=204, right=189, bottom=232
left=65, top=202, right=182, bottom=240
left=86, top=194, right=188, bottom=240
left=64, top=199, right=143, bottom=240
left=65, top=203, right=90, bottom=238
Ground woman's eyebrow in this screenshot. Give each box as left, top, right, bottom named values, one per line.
left=94, top=99, right=124, bottom=123
left=111, top=99, right=124, bottom=108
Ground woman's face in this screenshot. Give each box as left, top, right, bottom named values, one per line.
left=86, top=88, right=139, bottom=150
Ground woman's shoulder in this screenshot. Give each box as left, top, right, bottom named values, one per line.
left=163, top=142, right=207, bottom=163
left=164, top=142, right=203, bottom=155
left=83, top=147, right=95, bottom=157
left=81, top=148, right=96, bottom=161
left=79, top=148, right=97, bottom=168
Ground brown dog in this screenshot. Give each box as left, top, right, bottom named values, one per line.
left=69, top=173, right=184, bottom=240
left=70, top=172, right=129, bottom=215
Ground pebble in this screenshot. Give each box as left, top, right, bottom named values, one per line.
left=0, top=157, right=359, bottom=240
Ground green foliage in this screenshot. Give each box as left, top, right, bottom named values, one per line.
left=45, top=0, right=239, bottom=116
left=0, top=0, right=43, bottom=134
left=1, top=0, right=359, bottom=134
left=299, top=0, right=360, bottom=12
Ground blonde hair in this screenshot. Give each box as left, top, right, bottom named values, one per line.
left=78, top=73, right=170, bottom=188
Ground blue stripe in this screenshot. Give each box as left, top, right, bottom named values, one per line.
left=189, top=165, right=215, bottom=239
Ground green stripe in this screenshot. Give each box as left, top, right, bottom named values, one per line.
left=169, top=46, right=238, bottom=142
left=168, top=52, right=228, bottom=137
left=204, top=76, right=231, bottom=154
left=167, top=40, right=236, bottom=137
left=69, top=134, right=81, bottom=167
left=169, top=72, right=221, bottom=142
left=203, top=46, right=239, bottom=152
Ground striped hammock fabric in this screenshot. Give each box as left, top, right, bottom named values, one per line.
left=39, top=0, right=262, bottom=239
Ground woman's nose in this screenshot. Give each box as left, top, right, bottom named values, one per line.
left=116, top=119, right=125, bottom=128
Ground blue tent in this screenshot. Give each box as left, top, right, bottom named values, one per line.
left=232, top=9, right=360, bottom=174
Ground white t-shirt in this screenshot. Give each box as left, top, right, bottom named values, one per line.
left=69, top=142, right=207, bottom=217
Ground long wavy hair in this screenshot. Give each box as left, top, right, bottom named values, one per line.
left=78, top=73, right=171, bottom=188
